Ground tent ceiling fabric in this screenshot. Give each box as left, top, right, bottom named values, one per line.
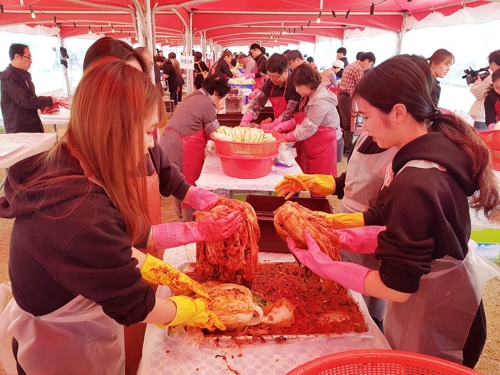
left=0, top=0, right=495, bottom=47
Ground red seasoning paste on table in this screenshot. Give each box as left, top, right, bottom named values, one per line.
left=188, top=262, right=368, bottom=337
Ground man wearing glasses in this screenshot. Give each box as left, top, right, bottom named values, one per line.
left=1, top=43, right=56, bottom=133
left=240, top=53, right=301, bottom=128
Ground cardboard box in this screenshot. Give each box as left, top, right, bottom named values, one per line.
left=245, top=195, right=333, bottom=253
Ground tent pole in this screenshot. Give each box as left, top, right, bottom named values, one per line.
left=56, top=29, right=71, bottom=96
left=395, top=12, right=408, bottom=55
left=184, top=12, right=193, bottom=95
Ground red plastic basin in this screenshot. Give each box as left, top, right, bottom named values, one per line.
left=217, top=152, right=278, bottom=179
left=479, top=129, right=500, bottom=171
left=211, top=130, right=284, bottom=158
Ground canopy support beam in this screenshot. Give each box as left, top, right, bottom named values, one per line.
left=395, top=12, right=408, bottom=55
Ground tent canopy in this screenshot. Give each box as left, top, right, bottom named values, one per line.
left=0, top=0, right=495, bottom=47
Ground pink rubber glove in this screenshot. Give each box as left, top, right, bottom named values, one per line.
left=335, top=226, right=385, bottom=254
left=244, top=73, right=255, bottom=79
left=272, top=119, right=296, bottom=133
left=187, top=187, right=219, bottom=211
left=287, top=231, right=370, bottom=294
left=260, top=118, right=279, bottom=130
left=153, top=211, right=243, bottom=248
left=284, top=131, right=296, bottom=142
left=239, top=111, right=254, bottom=127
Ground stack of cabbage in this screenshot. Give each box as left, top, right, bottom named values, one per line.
left=228, top=77, right=256, bottom=85
left=213, top=126, right=276, bottom=143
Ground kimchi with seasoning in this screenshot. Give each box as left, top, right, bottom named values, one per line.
left=188, top=262, right=368, bottom=337
left=194, top=197, right=260, bottom=286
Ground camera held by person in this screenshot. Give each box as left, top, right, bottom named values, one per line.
left=462, top=67, right=490, bottom=85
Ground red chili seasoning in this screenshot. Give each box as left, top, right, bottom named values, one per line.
left=189, top=262, right=368, bottom=337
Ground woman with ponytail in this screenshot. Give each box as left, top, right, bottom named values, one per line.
left=284, top=54, right=500, bottom=368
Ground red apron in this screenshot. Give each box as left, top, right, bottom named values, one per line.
left=144, top=155, right=162, bottom=226
left=269, top=80, right=288, bottom=120
left=293, top=98, right=337, bottom=180
left=166, top=127, right=207, bottom=209
left=295, top=127, right=336, bottom=176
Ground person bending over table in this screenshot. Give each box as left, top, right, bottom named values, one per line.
left=283, top=54, right=500, bottom=368
left=270, top=63, right=340, bottom=180
left=0, top=58, right=243, bottom=375
left=239, top=53, right=300, bottom=128
left=80, top=38, right=241, bottom=375
left=159, top=75, right=230, bottom=222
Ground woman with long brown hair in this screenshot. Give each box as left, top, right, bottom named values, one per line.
left=0, top=58, right=242, bottom=375
left=285, top=54, right=500, bottom=368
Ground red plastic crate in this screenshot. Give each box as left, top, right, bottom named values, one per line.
left=286, top=349, right=482, bottom=375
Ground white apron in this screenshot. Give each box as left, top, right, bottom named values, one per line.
left=0, top=285, right=124, bottom=375
left=339, top=131, right=397, bottom=321
left=340, top=131, right=397, bottom=213
left=382, top=160, right=500, bottom=364
left=385, top=241, right=499, bottom=364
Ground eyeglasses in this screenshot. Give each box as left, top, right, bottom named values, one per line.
left=268, top=72, right=284, bottom=81
left=22, top=55, right=32, bottom=60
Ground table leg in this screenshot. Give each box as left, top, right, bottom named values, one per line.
left=0, top=169, right=7, bottom=191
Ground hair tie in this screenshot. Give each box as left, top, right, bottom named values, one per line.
left=429, top=109, right=441, bottom=122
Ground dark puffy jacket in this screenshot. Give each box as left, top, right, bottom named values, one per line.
left=1, top=64, right=53, bottom=133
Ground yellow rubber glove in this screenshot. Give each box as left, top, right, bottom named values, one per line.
left=161, top=295, right=226, bottom=332
left=140, top=254, right=209, bottom=299
left=274, top=174, right=335, bottom=200
left=318, top=212, right=365, bottom=229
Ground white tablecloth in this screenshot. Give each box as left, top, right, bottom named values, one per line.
left=40, top=108, right=70, bottom=126
left=139, top=245, right=390, bottom=375
left=195, top=149, right=302, bottom=192
left=0, top=133, right=57, bottom=169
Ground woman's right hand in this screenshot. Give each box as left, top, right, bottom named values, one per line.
left=163, top=295, right=226, bottom=331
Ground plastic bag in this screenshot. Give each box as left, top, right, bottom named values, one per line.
left=275, top=142, right=296, bottom=167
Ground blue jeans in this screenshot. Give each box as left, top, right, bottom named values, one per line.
left=473, top=121, right=487, bottom=131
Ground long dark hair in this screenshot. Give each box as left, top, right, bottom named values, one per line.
left=83, top=37, right=148, bottom=73
left=202, top=75, right=230, bottom=97
left=353, top=54, right=500, bottom=218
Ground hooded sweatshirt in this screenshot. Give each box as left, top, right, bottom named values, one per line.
left=0, top=141, right=190, bottom=325
left=363, top=132, right=475, bottom=293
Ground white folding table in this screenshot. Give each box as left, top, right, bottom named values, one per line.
left=0, top=133, right=57, bottom=189
left=195, top=148, right=302, bottom=197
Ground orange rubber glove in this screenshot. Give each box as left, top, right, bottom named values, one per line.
left=275, top=174, right=335, bottom=200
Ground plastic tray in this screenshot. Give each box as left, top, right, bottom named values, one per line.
left=230, top=83, right=254, bottom=90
